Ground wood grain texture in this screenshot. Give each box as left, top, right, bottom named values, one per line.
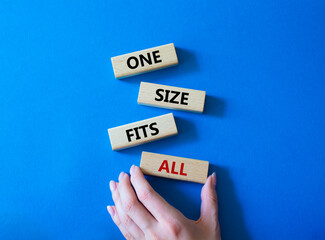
left=140, top=151, right=209, bottom=184
left=138, top=82, right=206, bottom=113
left=111, top=43, right=178, bottom=79
left=107, top=113, right=177, bottom=151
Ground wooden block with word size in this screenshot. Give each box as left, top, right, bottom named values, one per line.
left=111, top=43, right=178, bottom=79
left=108, top=113, right=177, bottom=151
left=140, top=151, right=209, bottom=184
left=138, top=82, right=206, bottom=113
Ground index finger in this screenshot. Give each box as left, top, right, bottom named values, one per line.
left=118, top=171, right=157, bottom=230
left=130, top=165, right=183, bottom=221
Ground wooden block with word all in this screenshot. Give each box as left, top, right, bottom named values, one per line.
left=111, top=43, right=178, bottom=79
left=140, top=151, right=209, bottom=184
left=108, top=113, right=177, bottom=151
left=138, top=82, right=206, bottom=113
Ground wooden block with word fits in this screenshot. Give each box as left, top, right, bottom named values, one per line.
left=138, top=82, right=206, bottom=113
left=111, top=43, right=178, bottom=79
left=140, top=151, right=209, bottom=184
left=108, top=113, right=177, bottom=151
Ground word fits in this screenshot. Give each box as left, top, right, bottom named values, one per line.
left=126, top=122, right=159, bottom=142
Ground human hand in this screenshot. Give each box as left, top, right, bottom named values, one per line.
left=107, top=165, right=221, bottom=240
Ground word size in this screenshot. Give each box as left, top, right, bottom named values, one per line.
left=138, top=82, right=206, bottom=113
left=140, top=151, right=209, bottom=183
left=111, top=43, right=178, bottom=79
left=107, top=113, right=177, bottom=150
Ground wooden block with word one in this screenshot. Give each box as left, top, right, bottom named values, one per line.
left=140, top=151, right=209, bottom=184
left=111, top=43, right=178, bottom=79
left=107, top=113, right=177, bottom=151
left=138, top=82, right=206, bottom=113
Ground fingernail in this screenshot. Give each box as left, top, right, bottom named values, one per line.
left=118, top=172, right=125, bottom=181
left=107, top=206, right=114, bottom=216
left=130, top=165, right=135, bottom=174
left=212, top=172, right=217, bottom=186
left=109, top=181, right=116, bottom=192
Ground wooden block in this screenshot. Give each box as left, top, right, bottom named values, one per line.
left=140, top=151, right=209, bottom=184
left=111, top=43, right=178, bottom=79
left=138, top=82, right=206, bottom=113
left=108, top=113, right=178, bottom=150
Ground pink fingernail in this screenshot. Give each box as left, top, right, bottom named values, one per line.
left=110, top=181, right=116, bottom=192
left=130, top=165, right=135, bottom=174
left=212, top=172, right=217, bottom=186
left=118, top=172, right=125, bottom=181
left=107, top=206, right=114, bottom=216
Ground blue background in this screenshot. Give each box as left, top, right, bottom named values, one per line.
left=1, top=0, right=324, bottom=239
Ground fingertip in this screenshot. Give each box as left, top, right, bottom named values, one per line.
left=204, top=175, right=212, bottom=186
left=134, top=165, right=141, bottom=172
left=110, top=180, right=117, bottom=192
left=205, top=173, right=216, bottom=187
left=130, top=166, right=148, bottom=187
left=212, top=172, right=217, bottom=187
left=131, top=166, right=142, bottom=178
left=130, top=165, right=135, bottom=174
left=118, top=172, right=125, bottom=181
left=107, top=205, right=115, bottom=216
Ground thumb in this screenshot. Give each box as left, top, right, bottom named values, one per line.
left=199, top=173, right=219, bottom=225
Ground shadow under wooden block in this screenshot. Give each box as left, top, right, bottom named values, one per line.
left=204, top=95, right=226, bottom=117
